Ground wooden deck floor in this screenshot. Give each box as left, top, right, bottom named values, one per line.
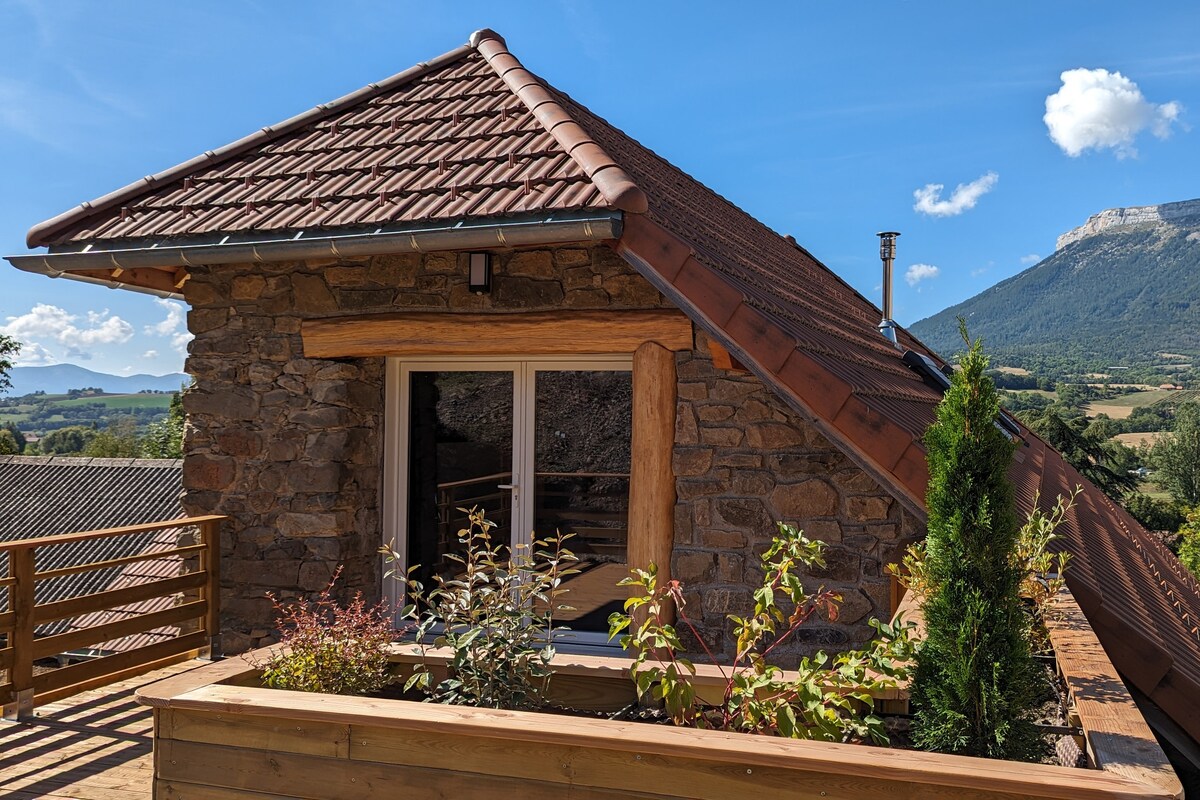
left=0, top=661, right=204, bottom=800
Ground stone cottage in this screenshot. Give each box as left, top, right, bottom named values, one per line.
left=11, top=29, right=1200, bottom=752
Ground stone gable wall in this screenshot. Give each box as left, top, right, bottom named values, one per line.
left=671, top=332, right=922, bottom=663
left=181, top=243, right=669, bottom=652
left=181, top=241, right=921, bottom=658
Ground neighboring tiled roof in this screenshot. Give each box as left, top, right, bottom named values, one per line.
left=16, top=30, right=1200, bottom=743
left=0, top=456, right=184, bottom=642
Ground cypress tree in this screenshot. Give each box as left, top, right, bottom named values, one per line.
left=911, top=321, right=1042, bottom=759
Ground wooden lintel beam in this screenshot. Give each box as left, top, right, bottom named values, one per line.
left=301, top=310, right=694, bottom=358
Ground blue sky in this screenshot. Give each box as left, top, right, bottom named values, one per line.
left=2, top=1, right=1197, bottom=376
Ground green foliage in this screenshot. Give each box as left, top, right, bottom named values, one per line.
left=383, top=507, right=579, bottom=709
left=910, top=225, right=1200, bottom=377
left=911, top=321, right=1043, bottom=760
left=1177, top=508, right=1200, bottom=579
left=0, top=429, right=18, bottom=455
left=1123, top=492, right=1186, bottom=532
left=257, top=567, right=394, bottom=696
left=3, top=422, right=25, bottom=453
left=609, top=523, right=913, bottom=744
left=1150, top=403, right=1200, bottom=506
left=898, top=489, right=1076, bottom=630
left=141, top=391, right=185, bottom=458
left=1017, top=407, right=1137, bottom=501
left=0, top=335, right=18, bottom=395
left=39, top=425, right=98, bottom=455
left=83, top=417, right=142, bottom=458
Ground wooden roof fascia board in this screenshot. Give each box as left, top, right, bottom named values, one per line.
left=615, top=215, right=927, bottom=520
left=470, top=29, right=648, bottom=214
left=26, top=44, right=477, bottom=248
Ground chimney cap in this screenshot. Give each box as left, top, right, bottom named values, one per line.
left=876, top=231, right=901, bottom=238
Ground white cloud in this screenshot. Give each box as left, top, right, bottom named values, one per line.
left=10, top=341, right=56, bottom=366
left=1020, top=253, right=1041, bottom=265
left=1044, top=68, right=1183, bottom=158
left=171, top=331, right=194, bottom=356
left=144, top=298, right=186, bottom=336
left=906, top=263, right=941, bottom=287
left=0, top=303, right=133, bottom=361
left=913, top=172, right=999, bottom=217
left=142, top=349, right=159, bottom=359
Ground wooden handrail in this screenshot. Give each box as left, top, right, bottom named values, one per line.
left=1, top=514, right=226, bottom=721
left=0, top=515, right=226, bottom=551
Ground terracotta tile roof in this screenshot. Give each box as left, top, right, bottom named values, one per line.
left=0, top=456, right=184, bottom=647
left=26, top=33, right=641, bottom=249
left=16, top=30, right=1200, bottom=742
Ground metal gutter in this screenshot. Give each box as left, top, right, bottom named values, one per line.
left=6, top=211, right=624, bottom=298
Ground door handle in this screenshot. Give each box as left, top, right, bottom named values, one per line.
left=497, top=484, right=517, bottom=490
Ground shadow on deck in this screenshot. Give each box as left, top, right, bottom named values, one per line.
left=0, top=661, right=204, bottom=800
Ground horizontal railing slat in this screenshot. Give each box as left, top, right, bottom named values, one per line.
left=34, top=543, right=206, bottom=581
left=34, top=571, right=207, bottom=625
left=32, top=599, right=208, bottom=660
left=32, top=630, right=209, bottom=696
left=0, top=515, right=225, bottom=552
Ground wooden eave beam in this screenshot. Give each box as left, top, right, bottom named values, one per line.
left=71, top=266, right=183, bottom=295
left=301, top=309, right=693, bottom=358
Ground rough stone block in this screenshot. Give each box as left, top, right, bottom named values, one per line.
left=231, top=275, right=267, bottom=300
left=699, top=426, right=743, bottom=447
left=277, top=513, right=341, bottom=538
left=183, top=454, right=237, bottom=491
left=845, top=495, right=893, bottom=522
left=769, top=479, right=839, bottom=519
left=672, top=447, right=714, bottom=477
left=505, top=250, right=556, bottom=278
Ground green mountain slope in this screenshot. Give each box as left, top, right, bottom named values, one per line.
left=910, top=213, right=1200, bottom=371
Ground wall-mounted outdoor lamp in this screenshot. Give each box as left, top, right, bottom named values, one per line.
left=468, top=252, right=492, bottom=294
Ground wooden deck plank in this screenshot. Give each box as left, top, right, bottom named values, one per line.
left=0, top=660, right=206, bottom=800
left=1045, top=590, right=1183, bottom=798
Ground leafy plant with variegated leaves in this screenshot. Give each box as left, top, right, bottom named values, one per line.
left=609, top=522, right=913, bottom=743
left=382, top=507, right=579, bottom=710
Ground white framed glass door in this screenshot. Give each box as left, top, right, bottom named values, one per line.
left=384, top=356, right=633, bottom=644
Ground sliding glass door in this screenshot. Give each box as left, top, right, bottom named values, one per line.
left=387, top=357, right=632, bottom=641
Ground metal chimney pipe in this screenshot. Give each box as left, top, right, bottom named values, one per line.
left=877, top=231, right=901, bottom=348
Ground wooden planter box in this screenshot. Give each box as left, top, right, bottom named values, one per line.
left=137, top=591, right=1182, bottom=800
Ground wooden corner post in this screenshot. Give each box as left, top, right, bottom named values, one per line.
left=628, top=342, right=677, bottom=624
left=199, top=518, right=222, bottom=660
left=4, top=548, right=35, bottom=720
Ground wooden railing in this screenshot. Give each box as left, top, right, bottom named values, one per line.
left=0, top=515, right=224, bottom=720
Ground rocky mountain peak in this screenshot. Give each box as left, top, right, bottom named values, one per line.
left=1056, top=198, right=1200, bottom=251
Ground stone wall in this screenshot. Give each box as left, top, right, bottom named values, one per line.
left=181, top=243, right=669, bottom=652
left=671, top=332, right=922, bottom=664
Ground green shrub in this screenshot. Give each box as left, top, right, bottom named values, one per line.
left=257, top=567, right=394, bottom=696
left=1177, top=508, right=1200, bottom=579
left=608, top=522, right=913, bottom=744
left=384, top=507, right=579, bottom=709
left=911, top=321, right=1043, bottom=760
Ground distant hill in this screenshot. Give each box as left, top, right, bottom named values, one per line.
left=910, top=199, right=1200, bottom=371
left=6, top=364, right=189, bottom=396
